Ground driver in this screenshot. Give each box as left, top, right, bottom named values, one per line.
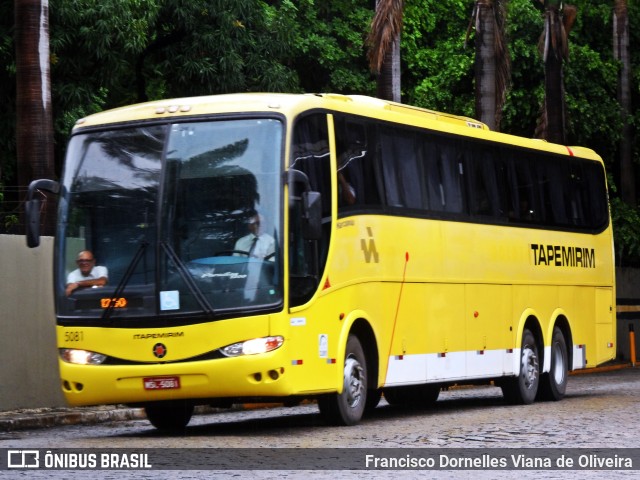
left=234, top=211, right=275, bottom=260
left=65, top=250, right=108, bottom=296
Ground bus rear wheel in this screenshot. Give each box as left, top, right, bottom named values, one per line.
left=144, top=401, right=194, bottom=431
left=318, top=334, right=367, bottom=426
left=501, top=328, right=539, bottom=405
left=537, top=326, right=569, bottom=401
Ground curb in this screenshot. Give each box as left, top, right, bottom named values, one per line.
left=570, top=362, right=633, bottom=375
left=0, top=403, right=283, bottom=433
left=0, top=406, right=147, bottom=432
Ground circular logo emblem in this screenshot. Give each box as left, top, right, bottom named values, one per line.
left=153, top=343, right=167, bottom=359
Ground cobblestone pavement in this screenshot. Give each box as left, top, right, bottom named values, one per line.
left=1, top=366, right=638, bottom=479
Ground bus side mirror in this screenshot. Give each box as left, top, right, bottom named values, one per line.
left=25, top=178, right=59, bottom=248
left=25, top=198, right=42, bottom=248
left=302, top=191, right=322, bottom=240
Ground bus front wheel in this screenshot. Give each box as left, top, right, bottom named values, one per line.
left=501, top=328, right=539, bottom=405
left=318, top=334, right=367, bottom=426
left=144, top=401, right=194, bottom=431
left=537, top=326, right=569, bottom=401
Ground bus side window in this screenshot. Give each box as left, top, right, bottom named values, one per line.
left=379, top=126, right=424, bottom=211
left=422, top=137, right=443, bottom=212
left=583, top=161, right=609, bottom=229
left=334, top=116, right=382, bottom=212
left=538, top=158, right=567, bottom=226
left=567, top=162, right=588, bottom=226
left=466, top=149, right=501, bottom=218
left=506, top=154, right=537, bottom=223
left=444, top=142, right=466, bottom=214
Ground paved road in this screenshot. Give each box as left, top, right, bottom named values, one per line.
left=1, top=367, right=638, bottom=479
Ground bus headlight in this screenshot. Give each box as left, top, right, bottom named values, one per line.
left=219, top=336, right=284, bottom=357
left=59, top=348, right=107, bottom=365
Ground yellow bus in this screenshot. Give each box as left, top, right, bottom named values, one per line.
left=26, top=93, right=615, bottom=429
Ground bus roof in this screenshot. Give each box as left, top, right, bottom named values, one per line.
left=73, top=92, right=601, bottom=161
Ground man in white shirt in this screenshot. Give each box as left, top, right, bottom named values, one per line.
left=66, top=250, right=109, bottom=296
left=234, top=212, right=275, bottom=260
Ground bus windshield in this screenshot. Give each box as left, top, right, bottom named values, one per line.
left=57, top=118, right=283, bottom=323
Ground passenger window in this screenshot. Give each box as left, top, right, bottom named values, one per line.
left=334, top=115, right=381, bottom=212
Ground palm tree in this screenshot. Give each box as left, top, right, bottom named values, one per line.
left=467, top=0, right=511, bottom=131
left=614, top=0, right=634, bottom=206
left=367, top=0, right=404, bottom=102
left=15, top=0, right=55, bottom=234
left=534, top=0, right=577, bottom=144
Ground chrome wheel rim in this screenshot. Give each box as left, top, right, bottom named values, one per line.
left=343, top=355, right=365, bottom=408
left=521, top=345, right=539, bottom=390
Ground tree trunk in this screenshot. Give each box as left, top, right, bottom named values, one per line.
left=536, top=3, right=575, bottom=145
left=376, top=37, right=401, bottom=102
left=368, top=0, right=404, bottom=102
left=543, top=44, right=566, bottom=144
left=614, top=0, right=635, bottom=206
left=475, top=1, right=497, bottom=130
left=15, top=0, right=56, bottom=235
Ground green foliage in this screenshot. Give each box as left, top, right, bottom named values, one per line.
left=0, top=185, right=18, bottom=231
left=50, top=0, right=300, bottom=104
left=564, top=44, right=622, bottom=167
left=611, top=190, right=640, bottom=265
left=501, top=0, right=544, bottom=136
left=2, top=0, right=640, bottom=260
left=403, top=0, right=474, bottom=115
left=0, top=0, right=16, bottom=185
left=291, top=0, right=375, bottom=94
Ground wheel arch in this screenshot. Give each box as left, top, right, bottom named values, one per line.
left=349, top=318, right=380, bottom=392
left=336, top=314, right=379, bottom=392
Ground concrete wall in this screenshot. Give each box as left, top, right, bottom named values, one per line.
left=0, top=235, right=65, bottom=410
left=1, top=233, right=639, bottom=411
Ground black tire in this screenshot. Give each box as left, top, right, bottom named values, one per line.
left=145, top=401, right=194, bottom=431
left=501, top=328, right=540, bottom=405
left=318, top=335, right=367, bottom=426
left=383, top=384, right=440, bottom=408
left=537, top=326, right=569, bottom=401
left=365, top=389, right=382, bottom=413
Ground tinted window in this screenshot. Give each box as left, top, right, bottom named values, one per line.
left=330, top=113, right=608, bottom=233
left=334, top=115, right=382, bottom=212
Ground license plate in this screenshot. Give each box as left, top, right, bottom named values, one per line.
left=143, top=376, right=181, bottom=390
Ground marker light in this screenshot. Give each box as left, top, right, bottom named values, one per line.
left=59, top=348, right=107, bottom=365
left=219, top=336, right=284, bottom=357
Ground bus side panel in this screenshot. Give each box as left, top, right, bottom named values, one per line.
left=595, top=287, right=616, bottom=366
left=285, top=297, right=346, bottom=395
left=286, top=283, right=393, bottom=395
left=554, top=286, right=615, bottom=368
left=385, top=283, right=466, bottom=385
left=464, top=284, right=513, bottom=378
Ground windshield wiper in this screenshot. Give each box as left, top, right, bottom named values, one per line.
left=102, top=240, right=149, bottom=322
left=160, top=241, right=215, bottom=316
